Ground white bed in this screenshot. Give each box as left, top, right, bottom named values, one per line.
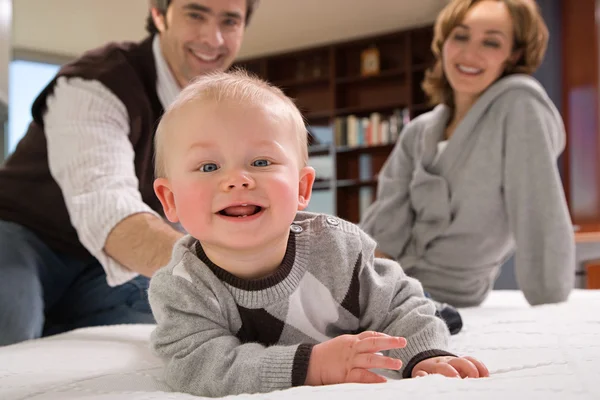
left=1, top=290, right=599, bottom=400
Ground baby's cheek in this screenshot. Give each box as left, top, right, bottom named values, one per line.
left=175, top=189, right=212, bottom=225
left=271, top=178, right=300, bottom=201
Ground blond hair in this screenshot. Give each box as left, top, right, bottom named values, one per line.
left=154, top=69, right=308, bottom=178
left=422, top=0, right=549, bottom=108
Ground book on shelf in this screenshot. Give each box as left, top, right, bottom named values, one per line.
left=333, top=108, right=410, bottom=147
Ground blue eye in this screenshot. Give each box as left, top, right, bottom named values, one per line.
left=252, top=159, right=271, bottom=167
left=200, top=163, right=219, bottom=172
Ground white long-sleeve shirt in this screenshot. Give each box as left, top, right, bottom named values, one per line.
left=44, top=36, right=181, bottom=286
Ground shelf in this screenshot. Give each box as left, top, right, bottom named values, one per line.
left=313, top=179, right=333, bottom=191
left=273, top=76, right=330, bottom=88
left=233, top=24, right=437, bottom=224
left=410, top=103, right=433, bottom=112
left=310, top=143, right=397, bottom=157
left=336, top=178, right=378, bottom=189
left=574, top=223, right=600, bottom=243
left=308, top=144, right=332, bottom=157
left=334, top=103, right=407, bottom=117
left=412, top=62, right=434, bottom=72
left=335, top=68, right=406, bottom=84
left=312, top=178, right=379, bottom=190
left=304, top=110, right=333, bottom=120
left=336, top=143, right=396, bottom=156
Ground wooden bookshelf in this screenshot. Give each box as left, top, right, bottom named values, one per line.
left=233, top=25, right=435, bottom=223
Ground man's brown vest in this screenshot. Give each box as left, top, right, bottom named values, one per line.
left=0, top=36, right=164, bottom=259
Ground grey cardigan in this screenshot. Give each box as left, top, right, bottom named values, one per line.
left=361, top=74, right=575, bottom=307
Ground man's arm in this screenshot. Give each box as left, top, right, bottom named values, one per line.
left=45, top=77, right=181, bottom=284
left=105, top=213, right=183, bottom=277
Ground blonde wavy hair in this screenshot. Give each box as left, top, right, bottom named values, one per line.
left=422, top=0, right=548, bottom=108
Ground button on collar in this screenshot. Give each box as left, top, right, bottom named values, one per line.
left=290, top=224, right=303, bottom=233
left=326, top=217, right=339, bottom=226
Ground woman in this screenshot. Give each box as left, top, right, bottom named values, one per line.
left=360, top=0, right=574, bottom=308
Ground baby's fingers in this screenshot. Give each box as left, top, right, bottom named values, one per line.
left=431, top=363, right=461, bottom=378
left=346, top=368, right=387, bottom=384
left=463, top=356, right=490, bottom=378
left=351, top=353, right=402, bottom=371
left=356, top=331, right=391, bottom=340
left=413, top=370, right=429, bottom=378
left=356, top=336, right=407, bottom=353
left=448, top=358, right=479, bottom=378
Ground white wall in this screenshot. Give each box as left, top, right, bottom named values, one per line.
left=12, top=0, right=446, bottom=60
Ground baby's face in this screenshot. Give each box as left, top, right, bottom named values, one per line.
left=157, top=98, right=314, bottom=253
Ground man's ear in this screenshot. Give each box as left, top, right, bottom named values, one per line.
left=297, top=166, right=316, bottom=211
left=154, top=177, right=179, bottom=222
left=151, top=7, right=167, bottom=33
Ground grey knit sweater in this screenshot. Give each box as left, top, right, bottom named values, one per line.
left=361, top=74, right=575, bottom=307
left=149, top=212, right=451, bottom=397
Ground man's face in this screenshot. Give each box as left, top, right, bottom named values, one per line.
left=153, top=0, right=247, bottom=87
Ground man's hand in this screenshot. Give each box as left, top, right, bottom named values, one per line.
left=104, top=212, right=184, bottom=277
left=305, top=331, right=406, bottom=386
left=412, top=355, right=489, bottom=379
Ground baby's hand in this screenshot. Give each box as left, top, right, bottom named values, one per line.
left=412, top=355, right=489, bottom=379
left=305, top=331, right=406, bottom=386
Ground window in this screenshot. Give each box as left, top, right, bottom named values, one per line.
left=8, top=60, right=60, bottom=154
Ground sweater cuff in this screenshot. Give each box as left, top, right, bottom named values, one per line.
left=521, top=286, right=571, bottom=306
left=291, top=344, right=315, bottom=386
left=402, top=349, right=457, bottom=378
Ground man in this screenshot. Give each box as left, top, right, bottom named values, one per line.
left=0, top=0, right=259, bottom=346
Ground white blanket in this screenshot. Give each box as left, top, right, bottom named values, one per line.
left=1, top=290, right=599, bottom=400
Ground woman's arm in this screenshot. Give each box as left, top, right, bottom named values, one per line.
left=360, top=124, right=418, bottom=260
left=503, top=93, right=575, bottom=305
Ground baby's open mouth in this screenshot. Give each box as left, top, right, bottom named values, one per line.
left=218, top=204, right=263, bottom=218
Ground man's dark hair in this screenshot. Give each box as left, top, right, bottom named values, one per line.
left=145, top=0, right=260, bottom=35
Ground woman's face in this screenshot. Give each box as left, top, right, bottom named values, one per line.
left=442, top=0, right=517, bottom=102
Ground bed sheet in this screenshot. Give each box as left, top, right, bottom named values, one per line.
left=1, top=290, right=599, bottom=400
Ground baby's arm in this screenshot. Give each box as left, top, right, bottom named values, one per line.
left=148, top=267, right=312, bottom=397
left=356, top=233, right=488, bottom=378
left=358, top=252, right=454, bottom=378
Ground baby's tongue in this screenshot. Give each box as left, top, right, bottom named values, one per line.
left=222, top=205, right=258, bottom=217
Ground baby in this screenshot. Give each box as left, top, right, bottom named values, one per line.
left=148, top=70, right=488, bottom=397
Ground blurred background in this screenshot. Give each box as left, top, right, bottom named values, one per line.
left=0, top=0, right=599, bottom=289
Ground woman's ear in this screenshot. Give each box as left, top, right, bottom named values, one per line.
left=507, top=49, right=524, bottom=71
left=154, top=177, right=179, bottom=223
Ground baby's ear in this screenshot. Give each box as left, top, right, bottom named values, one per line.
left=154, top=178, right=179, bottom=223
left=297, top=166, right=316, bottom=210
